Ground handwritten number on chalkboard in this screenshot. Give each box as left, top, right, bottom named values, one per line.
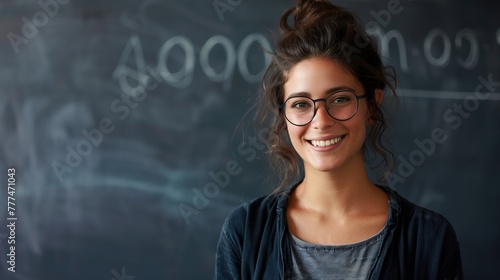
left=237, top=34, right=272, bottom=83
left=157, top=36, right=195, bottom=88
left=113, top=35, right=149, bottom=96
left=200, top=35, right=236, bottom=91
left=424, top=29, right=452, bottom=67
left=455, top=29, right=479, bottom=70
left=424, top=28, right=480, bottom=69
left=114, top=34, right=272, bottom=93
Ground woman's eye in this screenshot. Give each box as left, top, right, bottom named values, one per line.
left=292, top=101, right=310, bottom=108
left=332, top=96, right=350, bottom=103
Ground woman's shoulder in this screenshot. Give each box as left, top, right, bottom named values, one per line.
left=382, top=186, right=458, bottom=239
left=380, top=186, right=463, bottom=278
left=389, top=188, right=451, bottom=221
left=224, top=192, right=286, bottom=227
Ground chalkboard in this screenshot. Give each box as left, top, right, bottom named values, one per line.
left=0, top=0, right=499, bottom=279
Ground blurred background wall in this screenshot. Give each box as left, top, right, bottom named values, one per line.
left=0, top=0, right=499, bottom=279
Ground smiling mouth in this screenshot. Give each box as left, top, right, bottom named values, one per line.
left=310, top=136, right=344, bottom=147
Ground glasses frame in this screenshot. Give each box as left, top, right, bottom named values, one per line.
left=279, top=90, right=367, bottom=126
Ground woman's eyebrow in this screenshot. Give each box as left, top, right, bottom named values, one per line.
left=287, top=91, right=310, bottom=98
left=325, top=86, right=356, bottom=95
left=286, top=86, right=356, bottom=99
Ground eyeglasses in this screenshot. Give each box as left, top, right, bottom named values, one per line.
left=280, top=90, right=367, bottom=126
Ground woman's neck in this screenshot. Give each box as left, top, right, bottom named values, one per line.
left=295, top=155, right=382, bottom=217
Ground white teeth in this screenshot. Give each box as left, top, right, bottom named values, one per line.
left=311, top=137, right=343, bottom=147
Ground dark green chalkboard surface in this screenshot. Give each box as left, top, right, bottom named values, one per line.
left=0, top=0, right=499, bottom=279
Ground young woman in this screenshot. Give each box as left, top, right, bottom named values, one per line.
left=214, top=0, right=463, bottom=279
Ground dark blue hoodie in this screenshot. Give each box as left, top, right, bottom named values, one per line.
left=214, top=183, right=463, bottom=279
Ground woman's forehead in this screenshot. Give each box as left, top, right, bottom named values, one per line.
left=283, top=57, right=363, bottom=98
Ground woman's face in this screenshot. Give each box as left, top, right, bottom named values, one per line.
left=283, top=57, right=375, bottom=173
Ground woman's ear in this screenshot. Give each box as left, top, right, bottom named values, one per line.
left=368, top=89, right=384, bottom=126
left=374, top=89, right=383, bottom=106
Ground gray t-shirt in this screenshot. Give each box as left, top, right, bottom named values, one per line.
left=285, top=226, right=387, bottom=280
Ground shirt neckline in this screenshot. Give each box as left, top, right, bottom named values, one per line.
left=288, top=224, right=388, bottom=251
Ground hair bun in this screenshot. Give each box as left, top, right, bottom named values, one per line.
left=280, top=0, right=337, bottom=34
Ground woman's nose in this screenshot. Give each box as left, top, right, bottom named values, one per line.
left=311, top=101, right=336, bottom=128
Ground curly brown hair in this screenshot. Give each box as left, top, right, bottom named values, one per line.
left=256, top=0, right=398, bottom=193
